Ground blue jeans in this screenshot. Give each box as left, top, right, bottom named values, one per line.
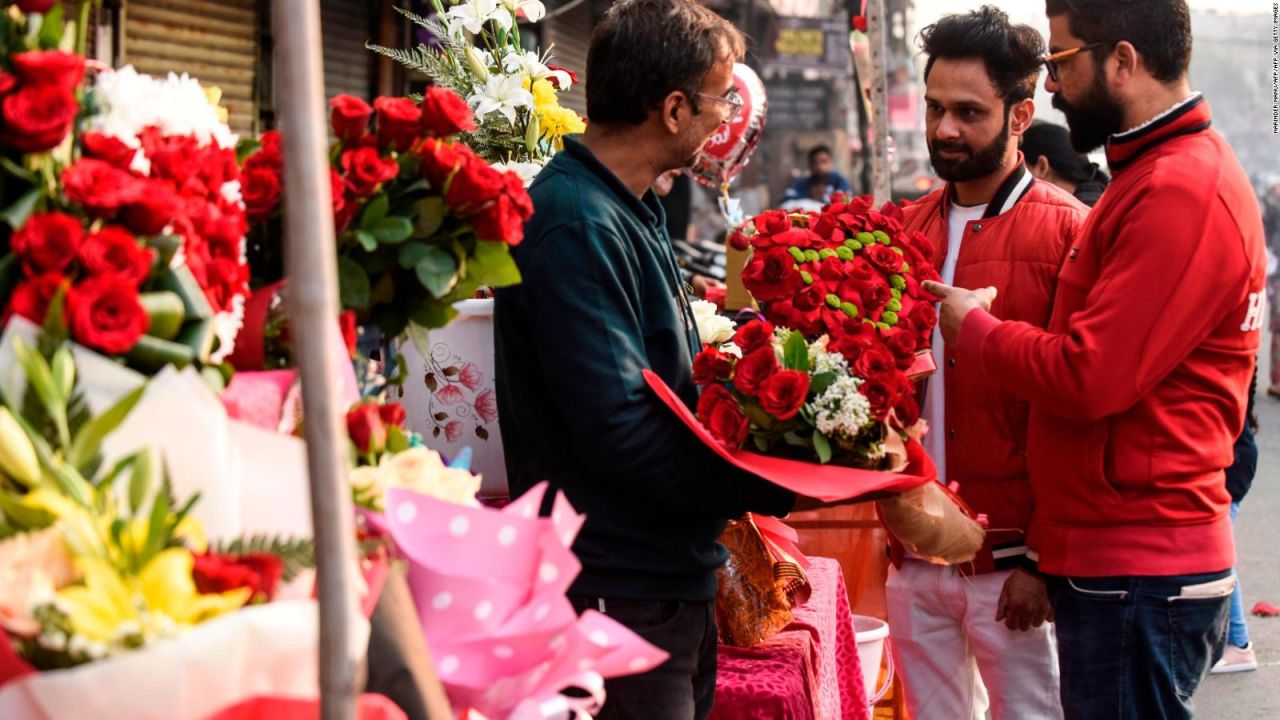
left=1050, top=570, right=1232, bottom=720
left=1227, top=501, right=1251, bottom=648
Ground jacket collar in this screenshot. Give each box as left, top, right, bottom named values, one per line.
left=560, top=136, right=666, bottom=227
left=1105, top=94, right=1211, bottom=173
left=939, top=155, right=1035, bottom=221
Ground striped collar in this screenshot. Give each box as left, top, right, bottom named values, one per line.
left=1105, top=94, right=1211, bottom=173
left=940, top=157, right=1035, bottom=221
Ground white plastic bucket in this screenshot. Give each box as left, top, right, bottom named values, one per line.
left=853, top=614, right=893, bottom=708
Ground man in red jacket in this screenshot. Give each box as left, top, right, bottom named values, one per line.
left=885, top=8, right=1085, bottom=720
left=928, top=2, right=1267, bottom=717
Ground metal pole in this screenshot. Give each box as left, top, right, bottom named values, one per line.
left=866, top=0, right=891, bottom=205
left=273, top=2, right=362, bottom=718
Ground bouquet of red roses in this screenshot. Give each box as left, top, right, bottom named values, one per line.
left=241, top=86, right=532, bottom=350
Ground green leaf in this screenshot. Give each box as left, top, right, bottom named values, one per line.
left=147, top=233, right=184, bottom=270
left=12, top=337, right=69, bottom=449
left=66, top=384, right=145, bottom=474
left=409, top=299, right=458, bottom=330
left=413, top=196, right=446, bottom=238
left=142, top=488, right=172, bottom=564
left=0, top=188, right=41, bottom=230
left=0, top=492, right=56, bottom=531
left=407, top=321, right=432, bottom=359
left=812, top=430, right=832, bottom=464
left=386, top=425, right=411, bottom=454
left=338, top=256, right=372, bottom=310
left=0, top=156, right=36, bottom=183
left=742, top=400, right=774, bottom=430
left=471, top=240, right=521, bottom=289
left=360, top=194, right=389, bottom=227
left=157, top=265, right=214, bottom=320
left=395, top=179, right=431, bottom=198
left=808, top=371, right=837, bottom=397
left=49, top=347, right=74, bottom=401
left=752, top=434, right=770, bottom=453
left=139, top=291, right=186, bottom=341
left=126, top=334, right=197, bottom=373
left=37, top=3, right=65, bottom=49
left=369, top=216, right=413, bottom=245
left=414, top=246, right=459, bottom=298
left=128, top=448, right=160, bottom=517
left=783, top=332, right=809, bottom=371
left=397, top=241, right=432, bottom=270
left=355, top=230, right=379, bottom=252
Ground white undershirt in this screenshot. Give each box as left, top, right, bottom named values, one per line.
left=921, top=202, right=987, bottom=486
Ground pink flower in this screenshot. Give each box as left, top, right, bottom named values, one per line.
left=458, top=363, right=483, bottom=391
left=473, top=389, right=497, bottom=423
left=435, top=384, right=466, bottom=405
left=445, top=421, right=463, bottom=442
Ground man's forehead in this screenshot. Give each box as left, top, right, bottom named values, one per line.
left=925, top=58, right=1002, bottom=105
left=1046, top=15, right=1082, bottom=51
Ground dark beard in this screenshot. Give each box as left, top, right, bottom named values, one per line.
left=928, top=115, right=1010, bottom=183
left=1052, top=64, right=1126, bottom=153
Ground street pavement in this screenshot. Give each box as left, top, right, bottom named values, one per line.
left=1198, top=331, right=1280, bottom=719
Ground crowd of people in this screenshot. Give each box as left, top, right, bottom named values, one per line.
left=491, top=0, right=1271, bottom=718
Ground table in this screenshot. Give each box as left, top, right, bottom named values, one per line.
left=711, top=557, right=869, bottom=720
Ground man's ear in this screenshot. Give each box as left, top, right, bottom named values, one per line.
left=1009, top=99, right=1035, bottom=138
left=661, top=91, right=689, bottom=135
left=1111, top=41, right=1138, bottom=86
left=1031, top=155, right=1052, bottom=179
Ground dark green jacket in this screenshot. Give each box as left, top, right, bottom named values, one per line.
left=494, top=138, right=794, bottom=602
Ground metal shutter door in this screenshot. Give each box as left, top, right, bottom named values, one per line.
left=321, top=0, right=376, bottom=101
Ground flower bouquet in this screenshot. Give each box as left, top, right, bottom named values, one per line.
left=240, top=85, right=531, bottom=351
left=371, top=0, right=585, bottom=181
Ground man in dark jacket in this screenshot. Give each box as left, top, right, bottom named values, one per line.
left=493, top=1, right=796, bottom=717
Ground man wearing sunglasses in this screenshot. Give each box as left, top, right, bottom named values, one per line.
left=926, top=1, right=1267, bottom=717
left=886, top=7, right=1086, bottom=720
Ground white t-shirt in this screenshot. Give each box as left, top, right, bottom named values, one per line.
left=921, top=202, right=987, bottom=485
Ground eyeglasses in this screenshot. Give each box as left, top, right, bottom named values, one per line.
left=696, top=87, right=744, bottom=121
left=1042, top=42, right=1114, bottom=83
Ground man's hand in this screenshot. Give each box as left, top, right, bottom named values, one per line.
left=995, top=568, right=1053, bottom=631
left=921, top=281, right=997, bottom=345
left=691, top=274, right=726, bottom=299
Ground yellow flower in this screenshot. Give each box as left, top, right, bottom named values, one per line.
left=536, top=103, right=586, bottom=148
left=530, top=78, right=558, bottom=113
left=58, top=549, right=249, bottom=644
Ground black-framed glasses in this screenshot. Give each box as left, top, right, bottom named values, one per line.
left=1042, top=42, right=1114, bottom=83
left=696, top=87, right=744, bottom=121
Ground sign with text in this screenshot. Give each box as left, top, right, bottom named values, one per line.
left=765, top=16, right=850, bottom=73
left=762, top=78, right=833, bottom=131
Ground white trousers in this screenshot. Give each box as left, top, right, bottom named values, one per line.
left=884, top=560, right=1063, bottom=720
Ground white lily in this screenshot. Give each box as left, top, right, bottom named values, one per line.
left=501, top=0, right=546, bottom=23
left=469, top=73, right=534, bottom=125
left=447, top=0, right=511, bottom=35
left=502, top=50, right=572, bottom=91
left=491, top=159, right=546, bottom=186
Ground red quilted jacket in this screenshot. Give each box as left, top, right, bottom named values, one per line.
left=897, top=161, right=1087, bottom=571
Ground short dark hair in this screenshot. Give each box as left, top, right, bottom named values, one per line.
left=808, top=145, right=833, bottom=163
left=586, top=0, right=744, bottom=126
left=919, top=5, right=1044, bottom=108
left=1044, top=0, right=1191, bottom=84
left=1022, top=121, right=1110, bottom=185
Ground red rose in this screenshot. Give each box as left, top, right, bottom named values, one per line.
left=203, top=258, right=249, bottom=312
left=16, top=0, right=59, bottom=13
left=830, top=330, right=878, bottom=365
left=378, top=402, right=407, bottom=427
left=757, top=370, right=810, bottom=421
left=331, top=169, right=356, bottom=232
left=418, top=138, right=472, bottom=188
left=733, top=320, right=774, bottom=354
left=1, top=84, right=76, bottom=153
left=66, top=276, right=149, bottom=354
left=419, top=85, right=476, bottom=137
left=471, top=171, right=532, bottom=245
left=79, top=226, right=155, bottom=287
left=817, top=256, right=848, bottom=283
left=853, top=341, right=898, bottom=381
left=864, top=243, right=905, bottom=275
left=881, top=326, right=919, bottom=365
left=696, top=384, right=748, bottom=447
left=10, top=211, right=83, bottom=275
left=192, top=552, right=284, bottom=604
left=728, top=229, right=750, bottom=251
left=445, top=154, right=504, bottom=215
left=4, top=272, right=65, bottom=325
left=246, top=130, right=284, bottom=171
left=346, top=403, right=387, bottom=455
left=374, top=96, right=422, bottom=153
left=242, top=165, right=282, bottom=222
left=341, top=146, right=400, bottom=197
left=752, top=210, right=791, bottom=237
left=189, top=199, right=248, bottom=260
left=793, top=282, right=827, bottom=313
left=860, top=378, right=901, bottom=420
left=474, top=388, right=498, bottom=423
left=81, top=131, right=138, bottom=169
left=772, top=228, right=823, bottom=250
left=11, top=50, right=84, bottom=93
left=894, top=392, right=921, bottom=427
left=0, top=71, right=14, bottom=96
left=138, top=128, right=199, bottom=185
left=733, top=346, right=779, bottom=397
left=330, top=94, right=373, bottom=144
left=741, top=247, right=805, bottom=302
left=62, top=158, right=145, bottom=216
left=122, top=181, right=182, bottom=236
left=339, top=310, right=358, bottom=356
left=861, top=279, right=892, bottom=314
left=903, top=301, right=937, bottom=337
left=692, top=345, right=734, bottom=385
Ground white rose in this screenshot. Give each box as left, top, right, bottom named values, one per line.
left=387, top=448, right=482, bottom=507
left=691, top=299, right=734, bottom=346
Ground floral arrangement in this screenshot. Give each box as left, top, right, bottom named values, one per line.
left=370, top=0, right=585, bottom=182
left=239, top=87, right=531, bottom=346
left=0, top=5, right=249, bottom=376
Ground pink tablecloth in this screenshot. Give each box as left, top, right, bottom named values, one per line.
left=711, top=557, right=869, bottom=720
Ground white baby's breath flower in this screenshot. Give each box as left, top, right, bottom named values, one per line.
left=690, top=299, right=734, bottom=346
left=470, top=73, right=534, bottom=125
left=808, top=375, right=873, bottom=442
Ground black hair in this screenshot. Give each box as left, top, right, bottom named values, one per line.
left=1044, top=0, right=1191, bottom=84
left=919, top=5, right=1044, bottom=107
left=808, top=145, right=833, bottom=163
left=586, top=0, right=744, bottom=126
left=1022, top=121, right=1110, bottom=186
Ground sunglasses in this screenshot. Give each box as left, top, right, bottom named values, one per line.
left=696, top=87, right=744, bottom=121
left=1041, top=41, right=1114, bottom=83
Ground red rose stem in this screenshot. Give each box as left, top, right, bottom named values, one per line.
left=272, top=4, right=445, bottom=719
